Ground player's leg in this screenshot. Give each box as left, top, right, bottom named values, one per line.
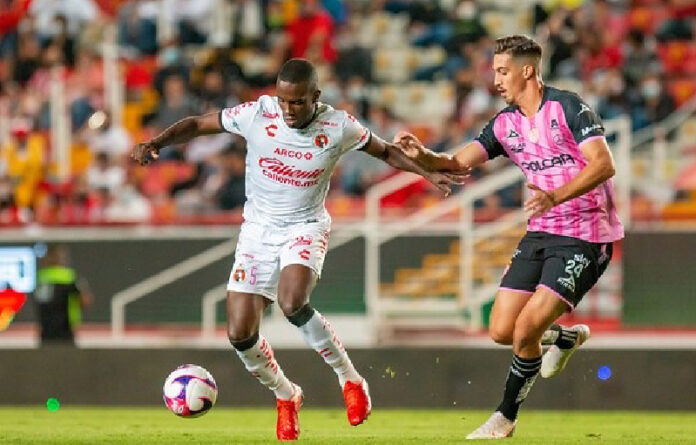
left=490, top=232, right=543, bottom=345
left=226, top=291, right=303, bottom=441
left=467, top=288, right=567, bottom=440
left=489, top=289, right=533, bottom=345
left=278, top=226, right=370, bottom=426
left=227, top=291, right=297, bottom=400
left=540, top=242, right=614, bottom=378
left=277, top=264, right=370, bottom=426
left=227, top=221, right=303, bottom=440
left=493, top=233, right=582, bottom=348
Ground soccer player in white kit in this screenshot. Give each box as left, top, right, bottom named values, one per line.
left=132, top=59, right=465, bottom=441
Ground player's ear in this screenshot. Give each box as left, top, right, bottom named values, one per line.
left=312, top=89, right=321, bottom=104
left=523, top=65, right=534, bottom=80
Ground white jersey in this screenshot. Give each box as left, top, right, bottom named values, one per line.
left=219, top=95, right=371, bottom=226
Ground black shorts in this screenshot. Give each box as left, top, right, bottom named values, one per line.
left=499, top=231, right=614, bottom=310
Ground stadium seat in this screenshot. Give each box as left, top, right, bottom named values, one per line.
left=667, top=78, right=696, bottom=107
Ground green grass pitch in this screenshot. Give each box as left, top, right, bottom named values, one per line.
left=1, top=407, right=694, bottom=444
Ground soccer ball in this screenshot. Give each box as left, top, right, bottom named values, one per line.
left=163, top=364, right=218, bottom=418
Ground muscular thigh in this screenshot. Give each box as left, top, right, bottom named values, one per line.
left=489, top=289, right=533, bottom=341
left=226, top=291, right=271, bottom=340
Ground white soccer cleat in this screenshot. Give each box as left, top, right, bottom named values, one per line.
left=466, top=411, right=516, bottom=439
left=540, top=324, right=590, bottom=378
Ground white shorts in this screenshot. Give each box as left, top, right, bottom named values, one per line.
left=226, top=220, right=330, bottom=300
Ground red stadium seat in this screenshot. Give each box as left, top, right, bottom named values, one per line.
left=657, top=41, right=691, bottom=74
left=667, top=78, right=696, bottom=107
left=628, top=5, right=668, bottom=34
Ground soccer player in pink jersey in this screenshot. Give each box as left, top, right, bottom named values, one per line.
left=396, top=35, right=624, bottom=439
left=132, top=59, right=464, bottom=441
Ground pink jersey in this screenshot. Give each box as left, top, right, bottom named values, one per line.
left=475, top=86, right=624, bottom=243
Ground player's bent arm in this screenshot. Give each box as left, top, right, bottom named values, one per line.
left=131, top=112, right=224, bottom=164
left=150, top=112, right=223, bottom=147
left=549, top=138, right=616, bottom=205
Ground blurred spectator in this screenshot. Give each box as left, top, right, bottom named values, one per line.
left=117, top=0, right=158, bottom=56
left=173, top=0, right=216, bottom=46
left=0, top=119, right=45, bottom=211
left=30, top=0, right=97, bottom=41
left=213, top=144, right=247, bottom=210
left=150, top=73, right=198, bottom=159
left=103, top=178, right=152, bottom=222
left=86, top=152, right=125, bottom=193
left=631, top=73, right=676, bottom=130
left=286, top=0, right=337, bottom=63
left=32, top=244, right=93, bottom=346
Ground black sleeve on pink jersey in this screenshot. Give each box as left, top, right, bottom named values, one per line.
left=475, top=116, right=506, bottom=160
left=562, top=93, right=605, bottom=144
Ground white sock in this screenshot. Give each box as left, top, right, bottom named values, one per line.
left=234, top=335, right=295, bottom=400
left=297, top=311, right=361, bottom=386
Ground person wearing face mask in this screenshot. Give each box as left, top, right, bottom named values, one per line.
left=631, top=74, right=675, bottom=128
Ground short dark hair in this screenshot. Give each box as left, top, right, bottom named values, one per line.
left=495, top=35, right=542, bottom=74
left=278, top=58, right=318, bottom=90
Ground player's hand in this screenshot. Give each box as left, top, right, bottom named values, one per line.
left=423, top=171, right=466, bottom=197
left=131, top=141, right=160, bottom=165
left=524, top=183, right=557, bottom=217
left=437, top=153, right=472, bottom=177
left=393, top=131, right=426, bottom=160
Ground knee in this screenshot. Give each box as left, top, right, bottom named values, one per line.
left=489, top=324, right=514, bottom=345
left=227, top=322, right=257, bottom=346
left=277, top=291, right=308, bottom=317
left=512, top=319, right=541, bottom=351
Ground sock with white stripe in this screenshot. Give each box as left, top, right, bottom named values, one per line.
left=232, top=333, right=296, bottom=400
left=496, top=354, right=542, bottom=421
left=287, top=305, right=361, bottom=386
left=543, top=324, right=578, bottom=349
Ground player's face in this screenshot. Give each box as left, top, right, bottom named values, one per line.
left=276, top=80, right=320, bottom=128
left=493, top=53, right=527, bottom=105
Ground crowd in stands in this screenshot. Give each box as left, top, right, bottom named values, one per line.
left=0, top=0, right=694, bottom=225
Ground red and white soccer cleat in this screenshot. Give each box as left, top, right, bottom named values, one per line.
left=276, top=384, right=303, bottom=441
left=342, top=378, right=372, bottom=426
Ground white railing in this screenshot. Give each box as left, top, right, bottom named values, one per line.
left=111, top=238, right=238, bottom=337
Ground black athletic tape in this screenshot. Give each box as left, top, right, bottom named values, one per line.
left=231, top=332, right=260, bottom=351
left=286, top=304, right=316, bottom=327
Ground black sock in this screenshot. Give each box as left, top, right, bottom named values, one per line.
left=496, top=354, right=542, bottom=421
left=544, top=324, right=578, bottom=349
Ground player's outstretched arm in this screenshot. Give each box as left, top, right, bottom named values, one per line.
left=131, top=112, right=224, bottom=165
left=524, top=138, right=616, bottom=217
left=393, top=132, right=487, bottom=174
left=362, top=134, right=466, bottom=196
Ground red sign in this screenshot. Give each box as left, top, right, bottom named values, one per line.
left=0, top=289, right=26, bottom=331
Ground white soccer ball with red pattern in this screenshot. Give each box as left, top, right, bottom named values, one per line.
left=163, top=364, right=218, bottom=418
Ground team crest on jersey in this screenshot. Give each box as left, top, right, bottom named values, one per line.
left=506, top=129, right=520, bottom=139
left=315, top=134, right=329, bottom=148
left=550, top=119, right=559, bottom=129
left=233, top=268, right=246, bottom=282
left=266, top=124, right=278, bottom=137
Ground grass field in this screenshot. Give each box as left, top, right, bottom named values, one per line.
left=0, top=407, right=694, bottom=444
